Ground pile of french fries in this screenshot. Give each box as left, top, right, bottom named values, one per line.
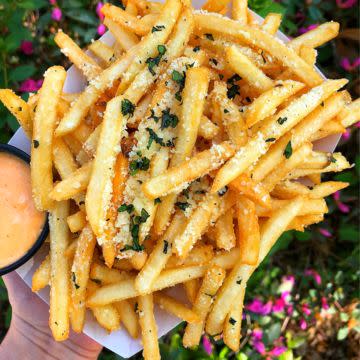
left=1, top=0, right=360, bottom=358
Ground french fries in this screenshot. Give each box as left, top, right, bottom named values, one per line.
left=1, top=0, right=352, bottom=356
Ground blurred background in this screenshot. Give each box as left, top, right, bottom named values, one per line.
left=0, top=0, right=359, bottom=359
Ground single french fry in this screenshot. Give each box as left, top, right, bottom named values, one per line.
left=337, top=98, right=360, bottom=128
left=202, top=0, right=231, bottom=13
left=199, top=115, right=220, bottom=139
left=211, top=79, right=348, bottom=192
left=232, top=0, right=247, bottom=23
left=114, top=300, right=139, bottom=338
left=87, top=281, right=121, bottom=332
left=87, top=265, right=207, bottom=306
left=32, top=253, right=50, bottom=292
left=102, top=3, right=152, bottom=36
left=70, top=224, right=96, bottom=333
left=183, top=266, right=226, bottom=347
left=262, top=13, right=282, bottom=35
left=129, top=251, right=148, bottom=270
left=229, top=173, right=271, bottom=209
left=90, top=262, right=131, bottom=285
left=256, top=198, right=328, bottom=217
left=49, top=200, right=71, bottom=341
left=183, top=279, right=200, bottom=304
left=214, top=209, right=236, bottom=251
left=104, top=17, right=139, bottom=51
left=289, top=22, right=340, bottom=52
left=50, top=161, right=93, bottom=201
left=135, top=212, right=186, bottom=294
left=206, top=197, right=304, bottom=335
left=67, top=211, right=87, bottom=233
left=142, top=141, right=235, bottom=199
left=310, top=181, right=349, bottom=199
left=271, top=180, right=310, bottom=199
left=174, top=192, right=221, bottom=259
left=31, top=66, right=66, bottom=210
left=0, top=89, right=32, bottom=137
left=245, top=80, right=305, bottom=127
left=310, top=120, right=345, bottom=141
left=223, top=288, right=245, bottom=352
left=287, top=214, right=324, bottom=232
left=154, top=292, right=200, bottom=323
left=138, top=294, right=160, bottom=360
left=86, top=97, right=126, bottom=237
left=166, top=244, right=214, bottom=269
left=55, top=31, right=102, bottom=79
left=236, top=195, right=260, bottom=265
left=88, top=40, right=116, bottom=66
left=226, top=46, right=274, bottom=92
left=299, top=45, right=317, bottom=66
left=194, top=12, right=323, bottom=86
left=212, top=81, right=247, bottom=147
left=101, top=153, right=128, bottom=268
left=211, top=248, right=240, bottom=269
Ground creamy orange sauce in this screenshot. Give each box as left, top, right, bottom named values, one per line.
left=0, top=152, right=45, bottom=268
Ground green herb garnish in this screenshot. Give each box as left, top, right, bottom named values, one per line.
left=121, top=99, right=135, bottom=117
left=284, top=141, right=293, bottom=159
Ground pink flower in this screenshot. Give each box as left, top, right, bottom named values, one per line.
left=333, top=191, right=350, bottom=213
left=51, top=7, right=62, bottom=21
left=97, top=24, right=106, bottom=35
left=305, top=269, right=322, bottom=285
left=319, top=228, right=332, bottom=238
left=246, top=298, right=272, bottom=315
left=49, top=0, right=56, bottom=4
left=287, top=305, right=294, bottom=316
left=302, top=303, right=311, bottom=316
left=299, top=318, right=307, bottom=330
left=252, top=328, right=263, bottom=340
left=20, top=40, right=33, bottom=55
left=202, top=336, right=213, bottom=355
left=340, top=57, right=360, bottom=72
left=19, top=79, right=43, bottom=92
left=336, top=0, right=357, bottom=9
left=321, top=297, right=329, bottom=310
left=342, top=129, right=351, bottom=141
left=268, top=346, right=287, bottom=356
left=253, top=340, right=266, bottom=355
left=298, top=24, right=318, bottom=35
left=96, top=2, right=105, bottom=20
left=355, top=122, right=360, bottom=128
left=273, top=297, right=286, bottom=313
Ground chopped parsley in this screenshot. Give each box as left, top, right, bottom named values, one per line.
left=205, top=33, right=214, bottom=41
left=160, top=108, right=179, bottom=129
left=121, top=99, right=135, bottom=117
left=321, top=101, right=325, bottom=107
left=284, top=141, right=293, bottom=159
left=193, top=46, right=200, bottom=52
left=118, top=203, right=134, bottom=213
left=33, top=139, right=40, bottom=148
left=229, top=317, right=237, bottom=325
left=146, top=45, right=167, bottom=75
left=219, top=74, right=224, bottom=80
left=226, top=74, right=241, bottom=99
left=277, top=116, right=288, bottom=125
left=134, top=302, right=138, bottom=312
left=71, top=272, right=80, bottom=289
left=266, top=137, right=276, bottom=142
left=209, top=58, right=218, bottom=66
left=175, top=202, right=191, bottom=211
left=148, top=109, right=160, bottom=123
left=163, top=240, right=169, bottom=254
left=224, top=108, right=229, bottom=114
left=172, top=70, right=186, bottom=102
left=154, top=198, right=161, bottom=204
left=129, top=156, right=150, bottom=175
left=138, top=208, right=150, bottom=223
left=245, top=96, right=251, bottom=103
left=218, top=186, right=228, bottom=196
left=329, top=155, right=337, bottom=163
left=227, top=74, right=241, bottom=84
left=236, top=278, right=241, bottom=284
left=91, top=278, right=102, bottom=285
left=152, top=25, right=165, bottom=33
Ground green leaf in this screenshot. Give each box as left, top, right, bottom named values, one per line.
left=64, top=9, right=98, bottom=26
left=338, top=225, right=359, bottom=243
left=279, top=350, right=294, bottom=360
left=236, top=353, right=249, bottom=360
left=9, top=64, right=36, bottom=82
left=267, top=322, right=281, bottom=343
left=258, top=316, right=271, bottom=325
left=288, top=336, right=306, bottom=349
left=295, top=230, right=311, bottom=241
left=18, top=0, right=47, bottom=9
left=337, top=326, right=349, bottom=340
left=334, top=171, right=358, bottom=185
left=340, top=312, right=349, bottom=322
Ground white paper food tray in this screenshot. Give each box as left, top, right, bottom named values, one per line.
left=8, top=1, right=340, bottom=357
